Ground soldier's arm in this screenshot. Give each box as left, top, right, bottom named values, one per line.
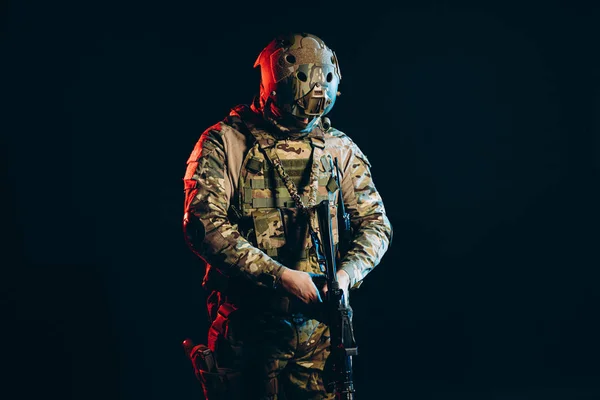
left=183, top=126, right=286, bottom=290
left=337, top=141, right=393, bottom=289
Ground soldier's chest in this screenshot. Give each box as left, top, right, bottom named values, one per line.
left=236, top=137, right=340, bottom=271
left=239, top=139, right=333, bottom=213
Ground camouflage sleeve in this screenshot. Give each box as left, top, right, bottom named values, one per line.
left=338, top=141, right=392, bottom=289
left=183, top=125, right=286, bottom=290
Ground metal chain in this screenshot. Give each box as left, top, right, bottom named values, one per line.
left=263, top=145, right=327, bottom=272
left=264, top=145, right=320, bottom=213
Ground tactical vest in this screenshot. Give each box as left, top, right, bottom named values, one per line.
left=234, top=116, right=340, bottom=276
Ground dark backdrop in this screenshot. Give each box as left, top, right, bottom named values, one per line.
left=2, top=1, right=599, bottom=399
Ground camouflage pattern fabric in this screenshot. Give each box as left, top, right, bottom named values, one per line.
left=208, top=304, right=335, bottom=400
left=183, top=104, right=391, bottom=290
left=183, top=104, right=392, bottom=398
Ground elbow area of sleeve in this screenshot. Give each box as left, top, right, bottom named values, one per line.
left=202, top=227, right=288, bottom=291
left=183, top=211, right=205, bottom=250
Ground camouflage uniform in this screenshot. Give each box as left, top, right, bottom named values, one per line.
left=183, top=102, right=391, bottom=399
left=183, top=32, right=391, bottom=400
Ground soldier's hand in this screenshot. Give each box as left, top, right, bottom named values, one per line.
left=323, top=270, right=351, bottom=306
left=280, top=268, right=323, bottom=304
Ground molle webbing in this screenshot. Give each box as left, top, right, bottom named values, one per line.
left=263, top=247, right=310, bottom=260
left=246, top=193, right=330, bottom=209
left=242, top=157, right=330, bottom=209
left=250, top=175, right=331, bottom=190
left=234, top=116, right=340, bottom=274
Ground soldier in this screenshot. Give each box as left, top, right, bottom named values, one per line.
left=182, top=32, right=392, bottom=399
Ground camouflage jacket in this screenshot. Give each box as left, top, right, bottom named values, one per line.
left=183, top=105, right=392, bottom=294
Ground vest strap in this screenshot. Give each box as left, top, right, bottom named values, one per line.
left=250, top=194, right=329, bottom=209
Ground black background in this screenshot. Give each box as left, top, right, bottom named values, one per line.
left=2, top=1, right=600, bottom=399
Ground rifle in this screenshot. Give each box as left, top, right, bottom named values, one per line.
left=315, top=199, right=358, bottom=400
left=334, top=157, right=352, bottom=258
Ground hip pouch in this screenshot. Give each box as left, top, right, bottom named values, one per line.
left=188, top=342, right=243, bottom=400
left=189, top=303, right=245, bottom=399
left=198, top=367, right=242, bottom=400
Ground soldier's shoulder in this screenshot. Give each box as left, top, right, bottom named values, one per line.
left=186, top=106, right=250, bottom=163
left=201, top=104, right=252, bottom=138
left=323, top=126, right=354, bottom=147
left=323, top=126, right=371, bottom=167
left=195, top=105, right=253, bottom=143
left=223, top=104, right=254, bottom=134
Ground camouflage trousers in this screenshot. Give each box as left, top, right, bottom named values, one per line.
left=206, top=302, right=335, bottom=400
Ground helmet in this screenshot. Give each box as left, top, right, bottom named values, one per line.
left=254, top=32, right=341, bottom=133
